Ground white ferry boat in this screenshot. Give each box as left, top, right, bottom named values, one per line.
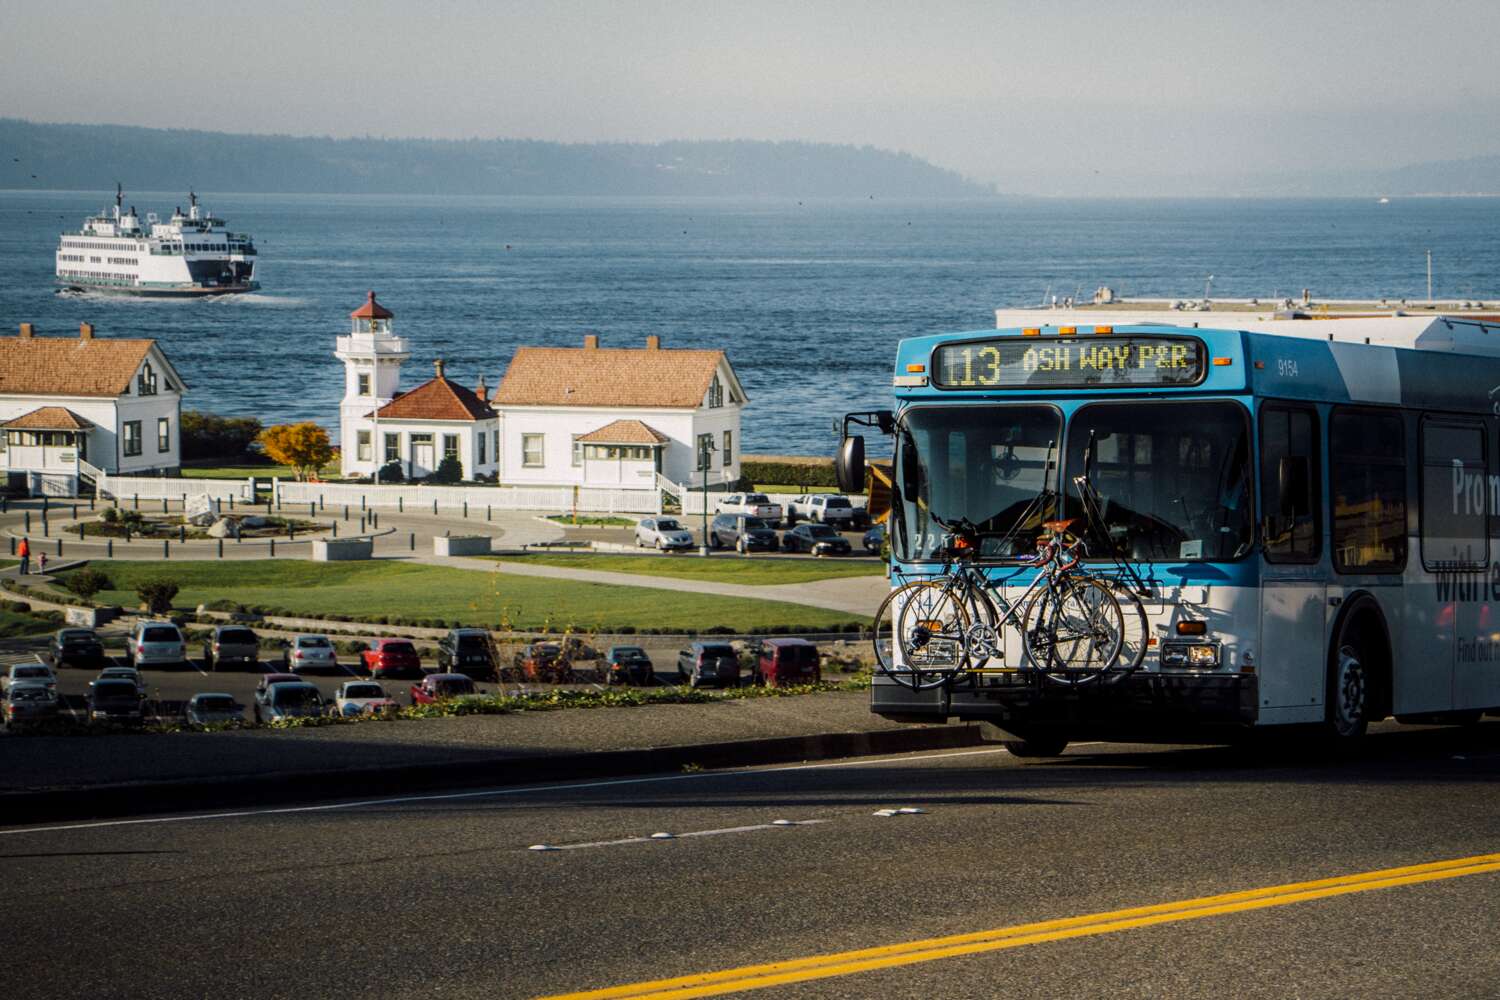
left=55, top=186, right=259, bottom=296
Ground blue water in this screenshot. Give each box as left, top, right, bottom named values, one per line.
left=2, top=191, right=1498, bottom=455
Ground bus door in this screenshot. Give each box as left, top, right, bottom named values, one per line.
left=1258, top=404, right=1326, bottom=719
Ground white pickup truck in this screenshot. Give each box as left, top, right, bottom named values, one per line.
left=714, top=492, right=785, bottom=525
left=786, top=493, right=861, bottom=526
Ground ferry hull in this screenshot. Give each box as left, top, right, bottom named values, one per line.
left=58, top=280, right=260, bottom=297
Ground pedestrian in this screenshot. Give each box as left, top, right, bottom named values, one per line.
left=17, top=536, right=29, bottom=576
left=38, top=552, right=48, bottom=575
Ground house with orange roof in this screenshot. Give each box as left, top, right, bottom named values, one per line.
left=0, top=322, right=185, bottom=495
left=490, top=333, right=745, bottom=488
left=335, top=292, right=498, bottom=480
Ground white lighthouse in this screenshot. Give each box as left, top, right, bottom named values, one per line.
left=334, top=291, right=409, bottom=478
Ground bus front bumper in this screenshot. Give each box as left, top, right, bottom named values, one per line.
left=873, top=670, right=1259, bottom=740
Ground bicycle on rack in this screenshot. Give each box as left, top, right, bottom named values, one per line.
left=872, top=511, right=1128, bottom=690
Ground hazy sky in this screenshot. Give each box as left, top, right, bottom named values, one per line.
left=5, top=0, right=1498, bottom=193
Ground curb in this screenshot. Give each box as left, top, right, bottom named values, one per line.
left=0, top=724, right=985, bottom=827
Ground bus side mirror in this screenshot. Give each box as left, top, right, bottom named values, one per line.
left=1278, top=456, right=1310, bottom=517
left=835, top=435, right=866, bottom=494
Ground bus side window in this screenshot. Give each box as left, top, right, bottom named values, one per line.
left=1260, top=404, right=1321, bottom=562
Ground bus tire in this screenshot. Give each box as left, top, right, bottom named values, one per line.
left=1326, top=599, right=1391, bottom=741
left=1002, top=732, right=1069, bottom=758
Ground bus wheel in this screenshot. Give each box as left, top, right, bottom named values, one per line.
left=1002, top=732, right=1069, bottom=758
left=1328, top=641, right=1370, bottom=740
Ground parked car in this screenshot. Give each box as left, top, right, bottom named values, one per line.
left=202, top=625, right=260, bottom=671
left=253, top=681, right=327, bottom=723
left=603, top=645, right=654, bottom=686
left=283, top=634, right=339, bottom=674
left=676, top=642, right=741, bottom=689
left=184, top=693, right=245, bottom=726
left=3, top=682, right=61, bottom=730
left=98, top=665, right=146, bottom=697
left=714, top=493, right=785, bottom=525
left=3, top=662, right=57, bottom=693
left=87, top=678, right=145, bottom=727
left=513, top=641, right=568, bottom=683
left=787, top=494, right=859, bottom=527
left=361, top=639, right=423, bottom=680
left=757, top=638, right=822, bottom=687
left=634, top=517, right=695, bottom=551
left=409, top=673, right=477, bottom=705
left=48, top=628, right=107, bottom=670
left=437, top=628, right=497, bottom=680
left=334, top=681, right=399, bottom=717
left=863, top=523, right=886, bottom=555
left=125, top=621, right=187, bottom=669
left=708, top=513, right=779, bottom=552
left=782, top=523, right=853, bottom=556
left=255, top=673, right=302, bottom=701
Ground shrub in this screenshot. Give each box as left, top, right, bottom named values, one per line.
left=428, top=455, right=463, bottom=484
left=740, top=454, right=841, bottom=490
left=378, top=460, right=404, bottom=483
left=100, top=507, right=120, bottom=524
left=181, top=410, right=264, bottom=462
left=136, top=578, right=180, bottom=615
left=64, top=568, right=113, bottom=602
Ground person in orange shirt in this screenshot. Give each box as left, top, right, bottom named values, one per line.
left=17, top=536, right=30, bottom=576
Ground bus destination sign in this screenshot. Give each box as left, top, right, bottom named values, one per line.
left=932, top=336, right=1206, bottom=390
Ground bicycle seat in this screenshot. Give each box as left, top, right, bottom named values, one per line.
left=1042, top=518, right=1080, bottom=534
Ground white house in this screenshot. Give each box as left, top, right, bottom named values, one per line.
left=335, top=292, right=498, bottom=481
left=0, top=322, right=185, bottom=495
left=490, top=333, right=746, bottom=489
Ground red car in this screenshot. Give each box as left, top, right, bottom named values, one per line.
left=756, top=638, right=821, bottom=687
left=361, top=639, right=423, bottom=680
left=409, top=673, right=477, bottom=704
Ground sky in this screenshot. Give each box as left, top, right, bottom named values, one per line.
left=4, top=0, right=1499, bottom=195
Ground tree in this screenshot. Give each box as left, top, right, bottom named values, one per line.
left=257, top=423, right=334, bottom=481
left=136, top=578, right=179, bottom=615
left=65, top=568, right=113, bottom=602
left=181, top=411, right=263, bottom=462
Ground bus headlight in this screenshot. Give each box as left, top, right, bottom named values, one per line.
left=1160, top=642, right=1221, bottom=669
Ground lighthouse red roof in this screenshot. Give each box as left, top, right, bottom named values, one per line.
left=350, top=291, right=394, bottom=320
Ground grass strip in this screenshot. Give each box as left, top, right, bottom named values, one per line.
left=491, top=552, right=880, bottom=585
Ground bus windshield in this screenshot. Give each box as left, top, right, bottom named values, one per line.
left=893, top=405, right=1060, bottom=562
left=1065, top=400, right=1252, bottom=562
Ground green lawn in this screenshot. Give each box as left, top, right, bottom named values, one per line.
left=181, top=462, right=339, bottom=480
left=492, top=552, right=881, bottom=584
left=0, top=607, right=59, bottom=638
left=60, top=560, right=862, bottom=632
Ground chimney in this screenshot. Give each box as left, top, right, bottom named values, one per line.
left=476, top=374, right=488, bottom=398
left=18, top=323, right=34, bottom=339
left=583, top=333, right=599, bottom=350
left=79, top=322, right=94, bottom=340
left=434, top=358, right=446, bottom=380
left=645, top=334, right=661, bottom=350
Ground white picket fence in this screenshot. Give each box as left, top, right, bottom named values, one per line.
left=274, top=479, right=662, bottom=515
left=90, top=470, right=253, bottom=503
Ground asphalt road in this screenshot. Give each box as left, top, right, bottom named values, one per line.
left=2, top=723, right=1498, bottom=998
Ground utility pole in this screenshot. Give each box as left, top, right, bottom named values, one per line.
left=698, top=437, right=716, bottom=557
left=1426, top=250, right=1433, bottom=303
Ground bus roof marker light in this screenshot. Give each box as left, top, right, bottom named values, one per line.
left=1093, top=326, right=1113, bottom=334
left=1058, top=326, right=1077, bottom=335
left=1022, top=328, right=1041, bottom=336
left=906, top=363, right=926, bottom=373
left=1213, top=357, right=1233, bottom=367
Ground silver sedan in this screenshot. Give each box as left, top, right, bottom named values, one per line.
left=634, top=517, right=695, bottom=551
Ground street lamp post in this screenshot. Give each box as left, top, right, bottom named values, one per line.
left=698, top=437, right=716, bottom=557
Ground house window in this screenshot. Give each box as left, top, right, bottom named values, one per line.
left=357, top=430, right=372, bottom=462
left=443, top=434, right=460, bottom=460
left=572, top=434, right=583, bottom=467
left=384, top=433, right=400, bottom=463
left=357, top=372, right=371, bottom=396
left=523, top=433, right=545, bottom=468
left=137, top=363, right=158, bottom=396
left=708, top=375, right=724, bottom=408
left=157, top=417, right=170, bottom=453
left=123, top=420, right=142, bottom=457
left=696, top=433, right=714, bottom=471
left=722, top=430, right=733, bottom=465
left=493, top=430, right=500, bottom=466
left=478, top=431, right=487, bottom=465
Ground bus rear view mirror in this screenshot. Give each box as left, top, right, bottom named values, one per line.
left=835, top=435, right=866, bottom=494
left=1278, top=456, right=1310, bottom=517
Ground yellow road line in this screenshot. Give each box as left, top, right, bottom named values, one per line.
left=539, top=852, right=1500, bottom=999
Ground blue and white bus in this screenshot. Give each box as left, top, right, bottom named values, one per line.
left=837, top=304, right=1500, bottom=754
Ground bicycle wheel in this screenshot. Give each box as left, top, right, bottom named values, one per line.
left=1022, top=575, right=1124, bottom=685
left=872, top=581, right=972, bottom=690
left=1099, top=578, right=1149, bottom=675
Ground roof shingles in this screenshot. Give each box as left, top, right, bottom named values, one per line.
left=491, top=346, right=728, bottom=408
left=374, top=376, right=494, bottom=422
left=2, top=406, right=94, bottom=430
left=576, top=419, right=670, bottom=445
left=0, top=335, right=154, bottom=398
